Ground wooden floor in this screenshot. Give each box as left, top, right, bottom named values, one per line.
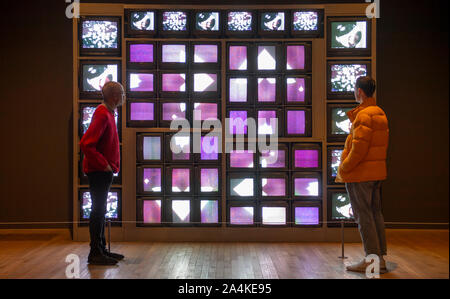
left=0, top=229, right=447, bottom=279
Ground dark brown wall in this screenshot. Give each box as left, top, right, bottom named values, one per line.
left=0, top=0, right=447, bottom=228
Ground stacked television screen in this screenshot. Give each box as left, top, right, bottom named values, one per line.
left=78, top=9, right=372, bottom=228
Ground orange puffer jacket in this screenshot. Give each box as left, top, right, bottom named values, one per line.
left=335, top=97, right=389, bottom=183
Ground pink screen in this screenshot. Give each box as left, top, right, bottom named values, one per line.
left=130, top=102, right=154, bottom=121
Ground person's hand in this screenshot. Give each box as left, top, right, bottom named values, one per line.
left=105, top=164, right=113, bottom=172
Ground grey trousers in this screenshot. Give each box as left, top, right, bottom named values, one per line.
left=345, top=181, right=387, bottom=257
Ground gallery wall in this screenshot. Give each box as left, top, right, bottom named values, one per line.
left=0, top=0, right=447, bottom=228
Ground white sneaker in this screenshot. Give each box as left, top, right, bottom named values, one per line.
left=346, top=256, right=388, bottom=274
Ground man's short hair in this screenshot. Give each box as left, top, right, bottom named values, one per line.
left=355, top=76, right=376, bottom=97
left=102, top=81, right=123, bottom=101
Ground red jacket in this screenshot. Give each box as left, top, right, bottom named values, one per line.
left=80, top=104, right=120, bottom=174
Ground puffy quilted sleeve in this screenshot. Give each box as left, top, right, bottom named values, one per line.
left=339, top=112, right=373, bottom=173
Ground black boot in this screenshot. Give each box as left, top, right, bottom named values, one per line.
left=88, top=248, right=118, bottom=265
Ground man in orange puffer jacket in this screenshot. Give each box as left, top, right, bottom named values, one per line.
left=335, top=76, right=390, bottom=274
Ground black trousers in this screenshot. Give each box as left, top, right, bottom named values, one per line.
left=87, top=171, right=113, bottom=254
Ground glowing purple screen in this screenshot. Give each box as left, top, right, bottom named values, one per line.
left=295, top=207, right=319, bottom=225
left=258, top=110, right=277, bottom=135
left=200, top=168, right=219, bottom=192
left=172, top=168, right=190, bottom=192
left=229, top=110, right=248, bottom=135
left=201, top=200, right=219, bottom=223
left=229, top=78, right=247, bottom=102
left=130, top=102, right=154, bottom=121
left=143, top=168, right=161, bottom=192
left=294, top=178, right=319, bottom=196
left=130, top=44, right=154, bottom=63
left=286, top=78, right=306, bottom=102
left=143, top=136, right=161, bottom=160
left=162, top=44, right=186, bottom=63
left=230, top=150, right=254, bottom=168
left=295, top=149, right=319, bottom=168
left=230, top=207, right=254, bottom=225
left=201, top=136, right=219, bottom=160
left=162, top=103, right=186, bottom=121
left=261, top=178, right=286, bottom=197
left=260, top=150, right=286, bottom=168
left=286, top=46, right=305, bottom=70
left=258, top=78, right=276, bottom=102
left=287, top=110, right=306, bottom=134
left=229, top=46, right=247, bottom=70
left=162, top=73, right=186, bottom=92
left=129, top=73, right=154, bottom=92
left=194, top=45, right=218, bottom=63
left=193, top=103, right=218, bottom=121
left=143, top=200, right=161, bottom=223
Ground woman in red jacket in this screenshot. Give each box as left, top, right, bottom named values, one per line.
left=80, top=81, right=125, bottom=265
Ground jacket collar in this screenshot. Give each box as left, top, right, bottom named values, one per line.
left=347, top=97, right=377, bottom=122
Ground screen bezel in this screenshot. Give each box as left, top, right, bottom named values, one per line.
left=126, top=41, right=157, bottom=70
left=256, top=107, right=284, bottom=138
left=291, top=143, right=322, bottom=171
left=257, top=10, right=290, bottom=38
left=227, top=201, right=257, bottom=227
left=78, top=60, right=122, bottom=99
left=258, top=172, right=290, bottom=200
left=124, top=9, right=157, bottom=37
left=158, top=71, right=189, bottom=98
left=137, top=197, right=165, bottom=227
left=284, top=75, right=313, bottom=106
left=189, top=42, right=222, bottom=70
left=166, top=166, right=195, bottom=196
left=327, top=189, right=357, bottom=227
left=258, top=143, right=290, bottom=171
left=190, top=71, right=221, bottom=99
left=226, top=42, right=255, bottom=74
left=226, top=108, right=255, bottom=137
left=227, top=172, right=257, bottom=201
left=158, top=99, right=190, bottom=128
left=136, top=133, right=164, bottom=163
left=195, top=132, right=222, bottom=164
left=327, top=16, right=372, bottom=57
left=158, top=10, right=190, bottom=38
left=284, top=42, right=313, bottom=74
left=255, top=42, right=283, bottom=74
left=195, top=166, right=222, bottom=196
left=126, top=70, right=157, bottom=98
left=165, top=197, right=195, bottom=226
left=165, top=132, right=194, bottom=164
left=126, top=100, right=157, bottom=128
left=195, top=197, right=222, bottom=227
left=292, top=172, right=322, bottom=200
left=327, top=145, right=345, bottom=186
left=290, top=9, right=324, bottom=38
left=292, top=202, right=322, bottom=228
left=327, top=60, right=372, bottom=100
left=224, top=10, right=256, bottom=38
left=284, top=107, right=312, bottom=137
left=136, top=165, right=164, bottom=196
left=158, top=41, right=190, bottom=70
left=191, top=10, right=223, bottom=38
left=226, top=75, right=254, bottom=107
left=79, top=16, right=122, bottom=57
left=259, top=201, right=290, bottom=227
left=327, top=103, right=357, bottom=142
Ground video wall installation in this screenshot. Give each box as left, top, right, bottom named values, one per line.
left=76, top=8, right=372, bottom=228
